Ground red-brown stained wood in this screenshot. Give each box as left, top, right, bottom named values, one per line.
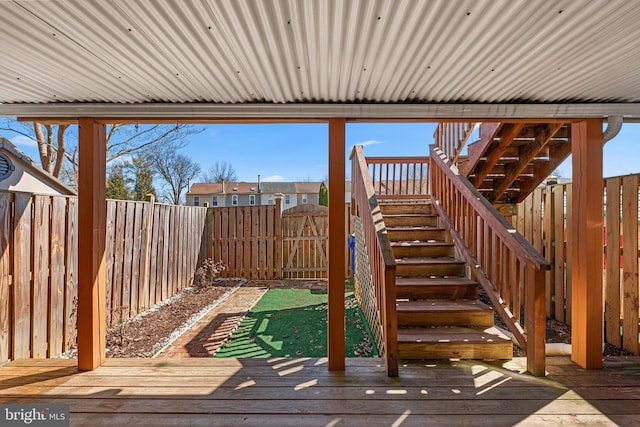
left=32, top=195, right=50, bottom=358
left=622, top=175, right=639, bottom=354
left=49, top=196, right=66, bottom=356
left=328, top=118, right=346, bottom=371
left=0, top=192, right=12, bottom=363
left=605, top=178, right=622, bottom=347
left=77, top=118, right=107, bottom=371
left=553, top=185, right=566, bottom=323
left=65, top=197, right=78, bottom=350
left=570, top=119, right=603, bottom=369
left=526, top=264, right=546, bottom=376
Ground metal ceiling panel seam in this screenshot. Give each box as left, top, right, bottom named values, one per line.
left=1, top=0, right=640, bottom=106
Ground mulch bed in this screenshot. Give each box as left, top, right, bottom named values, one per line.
left=59, top=278, right=633, bottom=360
left=60, top=279, right=339, bottom=359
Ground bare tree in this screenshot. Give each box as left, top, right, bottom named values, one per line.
left=0, top=119, right=202, bottom=182
left=150, top=147, right=201, bottom=205
left=201, top=161, right=238, bottom=183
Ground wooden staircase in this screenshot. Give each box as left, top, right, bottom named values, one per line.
left=381, top=201, right=512, bottom=360
left=457, top=122, right=571, bottom=206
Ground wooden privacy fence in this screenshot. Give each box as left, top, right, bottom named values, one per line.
left=0, top=190, right=206, bottom=363
left=204, top=202, right=352, bottom=280
left=515, top=175, right=640, bottom=355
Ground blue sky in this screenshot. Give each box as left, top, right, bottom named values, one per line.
left=2, top=121, right=639, bottom=182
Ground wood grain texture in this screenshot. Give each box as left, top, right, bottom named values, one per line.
left=622, top=175, right=639, bottom=354
left=570, top=119, right=603, bottom=369
left=32, top=195, right=50, bottom=358
left=2, top=357, right=640, bottom=426
left=49, top=196, right=66, bottom=357
left=0, top=192, right=12, bottom=363
left=7, top=210, right=26, bottom=364
left=328, top=117, right=346, bottom=371
left=77, top=118, right=107, bottom=371
left=605, top=178, right=622, bottom=347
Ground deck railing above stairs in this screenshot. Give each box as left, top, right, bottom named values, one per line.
left=430, top=145, right=550, bottom=376
left=366, top=156, right=430, bottom=200
left=350, top=146, right=399, bottom=377
left=434, top=122, right=476, bottom=163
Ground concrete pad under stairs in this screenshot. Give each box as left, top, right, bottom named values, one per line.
left=381, top=200, right=512, bottom=361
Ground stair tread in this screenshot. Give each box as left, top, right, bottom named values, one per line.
left=396, top=257, right=464, bottom=264
left=396, top=299, right=492, bottom=312
left=396, top=277, right=476, bottom=286
left=397, top=326, right=511, bottom=344
left=391, top=241, right=452, bottom=247
left=383, top=213, right=437, bottom=218
left=388, top=226, right=443, bottom=231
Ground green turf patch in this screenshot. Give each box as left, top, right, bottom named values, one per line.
left=215, top=288, right=378, bottom=358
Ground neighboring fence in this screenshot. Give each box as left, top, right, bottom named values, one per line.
left=204, top=202, right=353, bottom=280
left=0, top=190, right=207, bottom=363
left=515, top=175, right=640, bottom=355
left=105, top=200, right=207, bottom=326
left=0, top=188, right=353, bottom=363
left=204, top=203, right=282, bottom=280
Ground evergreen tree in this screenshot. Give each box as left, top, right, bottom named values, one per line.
left=129, top=154, right=156, bottom=201
left=319, top=183, right=328, bottom=206
left=106, top=163, right=129, bottom=200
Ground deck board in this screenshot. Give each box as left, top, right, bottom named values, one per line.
left=0, top=357, right=638, bottom=426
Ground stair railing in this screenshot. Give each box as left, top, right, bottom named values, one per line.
left=350, top=145, right=398, bottom=377
left=434, top=122, right=476, bottom=163
left=365, top=156, right=430, bottom=200
left=430, top=144, right=550, bottom=376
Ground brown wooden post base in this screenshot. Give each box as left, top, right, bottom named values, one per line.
left=328, top=118, right=346, bottom=371
left=570, top=119, right=603, bottom=369
left=77, top=118, right=107, bottom=371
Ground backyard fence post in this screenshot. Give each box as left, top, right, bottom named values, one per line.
left=275, top=194, right=283, bottom=279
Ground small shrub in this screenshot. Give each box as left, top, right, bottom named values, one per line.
left=195, top=258, right=227, bottom=285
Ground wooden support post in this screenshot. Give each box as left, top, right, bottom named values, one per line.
left=328, top=118, right=346, bottom=371
left=77, top=118, right=107, bottom=371
left=570, top=119, right=603, bottom=369
left=525, top=264, right=546, bottom=376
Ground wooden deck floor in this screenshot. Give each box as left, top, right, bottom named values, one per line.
left=1, top=357, right=639, bottom=426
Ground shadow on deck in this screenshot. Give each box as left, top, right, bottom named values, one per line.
left=1, top=357, right=639, bottom=425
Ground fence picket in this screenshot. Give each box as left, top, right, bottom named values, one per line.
left=49, top=197, right=66, bottom=356
left=0, top=192, right=12, bottom=363
left=517, top=177, right=640, bottom=354
left=622, top=175, right=639, bottom=354
left=32, top=195, right=50, bottom=357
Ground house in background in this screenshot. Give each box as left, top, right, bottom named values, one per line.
left=0, top=136, right=76, bottom=196
left=186, top=180, right=322, bottom=209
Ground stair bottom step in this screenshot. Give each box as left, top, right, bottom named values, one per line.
left=398, top=327, right=512, bottom=360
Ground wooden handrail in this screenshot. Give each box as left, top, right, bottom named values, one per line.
left=350, top=146, right=398, bottom=377
left=431, top=146, right=550, bottom=270
left=430, top=144, right=548, bottom=376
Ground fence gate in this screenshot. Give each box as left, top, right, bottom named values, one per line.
left=282, top=204, right=329, bottom=278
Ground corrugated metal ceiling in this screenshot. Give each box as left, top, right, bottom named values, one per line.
left=1, top=0, right=640, bottom=108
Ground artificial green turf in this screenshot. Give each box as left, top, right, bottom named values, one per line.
left=215, top=288, right=378, bottom=358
